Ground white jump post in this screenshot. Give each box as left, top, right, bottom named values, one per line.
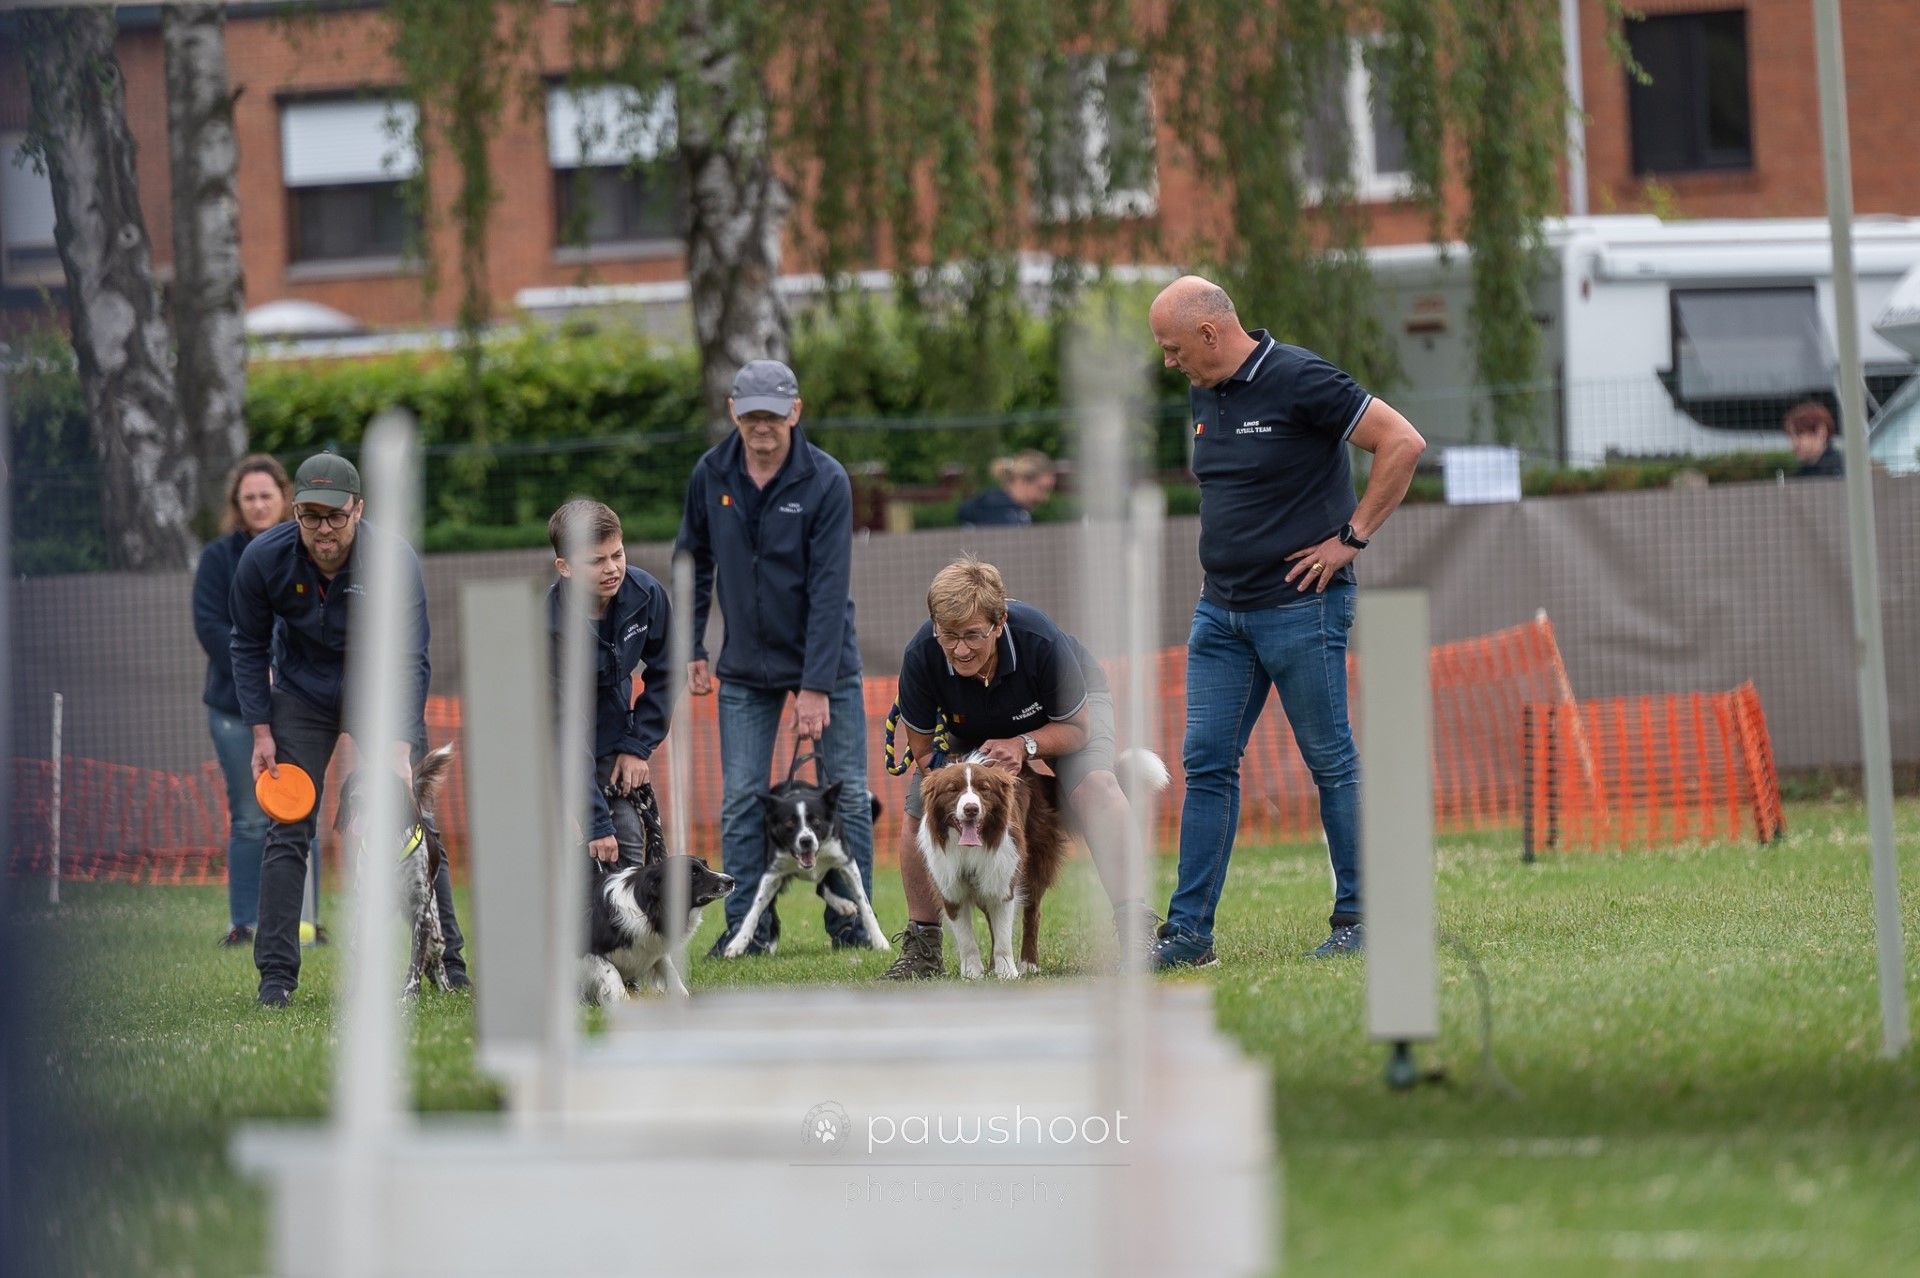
left=660, top=552, right=695, bottom=1009
left=458, top=579, right=561, bottom=1105
left=332, top=410, right=421, bottom=1276
left=548, top=506, right=595, bottom=1098
left=49, top=691, right=63, bottom=904
left=1358, top=590, right=1439, bottom=1088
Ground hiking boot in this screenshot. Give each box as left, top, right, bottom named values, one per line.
left=219, top=925, right=254, bottom=948
left=878, top=921, right=944, bottom=980
left=1152, top=930, right=1218, bottom=970
left=1305, top=922, right=1364, bottom=958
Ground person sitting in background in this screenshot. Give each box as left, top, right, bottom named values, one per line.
left=1784, top=401, right=1844, bottom=478
left=194, top=455, right=302, bottom=948
left=956, top=450, right=1057, bottom=527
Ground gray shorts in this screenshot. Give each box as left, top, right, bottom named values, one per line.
left=904, top=689, right=1116, bottom=819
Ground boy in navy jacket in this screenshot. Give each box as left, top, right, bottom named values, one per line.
left=676, top=359, right=877, bottom=956
left=545, top=499, right=673, bottom=865
left=229, top=452, right=467, bottom=1007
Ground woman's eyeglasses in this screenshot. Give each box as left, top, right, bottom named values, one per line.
left=934, top=627, right=996, bottom=650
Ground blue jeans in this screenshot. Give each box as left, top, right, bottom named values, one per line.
left=211, top=709, right=271, bottom=930
left=716, top=674, right=875, bottom=948
left=1168, top=586, right=1360, bottom=944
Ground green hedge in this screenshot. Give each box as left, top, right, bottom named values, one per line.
left=1, top=309, right=1807, bottom=570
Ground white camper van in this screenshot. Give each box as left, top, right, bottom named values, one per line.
left=1368, top=215, right=1920, bottom=467
left=1868, top=261, right=1920, bottom=475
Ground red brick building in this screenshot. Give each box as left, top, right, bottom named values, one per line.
left=2, top=1, right=1916, bottom=334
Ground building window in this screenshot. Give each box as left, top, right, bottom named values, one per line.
left=1671, top=286, right=1824, bottom=399
left=280, top=98, right=420, bottom=266
left=1626, top=10, right=1752, bottom=175
left=1302, top=41, right=1412, bottom=203
left=1, top=133, right=62, bottom=288
left=547, top=84, right=682, bottom=250
left=1032, top=52, right=1157, bottom=222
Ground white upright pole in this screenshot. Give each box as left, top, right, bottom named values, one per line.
left=662, top=553, right=695, bottom=1008
left=1813, top=0, right=1908, bottom=1059
left=1359, top=591, right=1439, bottom=1086
left=332, top=411, right=421, bottom=1274
left=547, top=505, right=594, bottom=1098
left=49, top=692, right=63, bottom=905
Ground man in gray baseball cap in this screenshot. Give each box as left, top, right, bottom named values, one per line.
left=676, top=358, right=878, bottom=958
left=730, top=359, right=801, bottom=417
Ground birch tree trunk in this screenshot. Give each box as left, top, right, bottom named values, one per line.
left=23, top=10, right=197, bottom=570
left=677, top=0, right=791, bottom=442
left=163, top=3, right=247, bottom=532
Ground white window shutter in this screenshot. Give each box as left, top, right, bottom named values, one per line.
left=546, top=84, right=676, bottom=168
left=281, top=99, right=420, bottom=188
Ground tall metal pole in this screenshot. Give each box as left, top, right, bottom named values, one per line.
left=1812, top=0, right=1908, bottom=1058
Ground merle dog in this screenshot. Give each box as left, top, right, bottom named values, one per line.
left=334, top=743, right=457, bottom=998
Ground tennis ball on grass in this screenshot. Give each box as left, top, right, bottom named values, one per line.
left=299, top=921, right=317, bottom=945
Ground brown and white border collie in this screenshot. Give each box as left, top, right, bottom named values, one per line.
left=915, top=756, right=1072, bottom=980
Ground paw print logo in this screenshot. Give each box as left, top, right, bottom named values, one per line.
left=801, top=1100, right=852, bottom=1155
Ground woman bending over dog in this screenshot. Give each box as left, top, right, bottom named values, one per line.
left=882, top=557, right=1166, bottom=979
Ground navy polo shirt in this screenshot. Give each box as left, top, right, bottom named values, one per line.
left=896, top=600, right=1106, bottom=753
left=1189, top=330, right=1373, bottom=610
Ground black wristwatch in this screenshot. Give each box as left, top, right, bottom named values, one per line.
left=1339, top=523, right=1370, bottom=549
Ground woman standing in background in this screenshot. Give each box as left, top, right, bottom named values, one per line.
left=192, top=456, right=303, bottom=947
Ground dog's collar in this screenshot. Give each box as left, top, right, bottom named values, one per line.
left=399, top=824, right=425, bottom=860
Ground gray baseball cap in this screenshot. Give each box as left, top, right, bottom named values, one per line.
left=731, top=359, right=800, bottom=417
left=293, top=453, right=361, bottom=508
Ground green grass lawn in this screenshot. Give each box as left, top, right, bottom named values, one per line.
left=11, top=799, right=1920, bottom=1276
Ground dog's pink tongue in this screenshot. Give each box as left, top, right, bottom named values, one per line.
left=958, top=819, right=983, bottom=847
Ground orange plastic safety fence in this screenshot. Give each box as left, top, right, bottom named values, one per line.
left=8, top=616, right=1583, bottom=882
left=1520, top=683, right=1784, bottom=855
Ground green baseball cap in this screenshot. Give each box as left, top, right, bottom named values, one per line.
left=293, top=453, right=362, bottom=509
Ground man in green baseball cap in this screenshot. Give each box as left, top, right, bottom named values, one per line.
left=292, top=452, right=362, bottom=508
left=229, top=450, right=469, bottom=1005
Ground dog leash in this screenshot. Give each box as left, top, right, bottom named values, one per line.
left=882, top=700, right=953, bottom=775
left=592, top=780, right=668, bottom=872
left=783, top=735, right=826, bottom=788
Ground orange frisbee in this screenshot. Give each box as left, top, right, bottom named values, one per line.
left=255, top=763, right=317, bottom=823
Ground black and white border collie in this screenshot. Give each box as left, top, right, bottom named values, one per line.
left=722, top=779, right=890, bottom=957
left=583, top=855, right=735, bottom=1005
left=334, top=743, right=458, bottom=999
left=916, top=749, right=1170, bottom=980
